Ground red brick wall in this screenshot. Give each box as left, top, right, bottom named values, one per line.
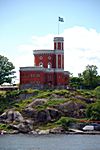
left=34, top=54, right=56, bottom=68
left=58, top=55, right=61, bottom=68
left=20, top=71, right=45, bottom=85
left=56, top=72, right=65, bottom=86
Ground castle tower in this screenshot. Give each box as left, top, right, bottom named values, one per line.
left=54, top=37, right=64, bottom=69
left=19, top=36, right=69, bottom=89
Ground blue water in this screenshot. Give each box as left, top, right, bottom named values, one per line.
left=0, top=134, right=100, bottom=150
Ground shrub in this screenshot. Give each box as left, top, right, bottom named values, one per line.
left=0, top=124, right=10, bottom=131
left=94, top=86, right=100, bottom=99
left=56, top=117, right=77, bottom=130
left=86, top=101, right=100, bottom=120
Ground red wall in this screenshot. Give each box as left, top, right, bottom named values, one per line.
left=58, top=54, right=61, bottom=68
left=34, top=54, right=56, bottom=68
left=20, top=71, right=45, bottom=85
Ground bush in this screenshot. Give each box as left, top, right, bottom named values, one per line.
left=56, top=117, right=77, bottom=130
left=0, top=124, right=10, bottom=131
left=86, top=101, right=100, bottom=120
left=94, top=86, right=100, bottom=99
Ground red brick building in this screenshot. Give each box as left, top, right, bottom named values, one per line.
left=20, top=37, right=69, bottom=89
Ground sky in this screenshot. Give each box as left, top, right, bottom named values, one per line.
left=0, top=0, right=100, bottom=83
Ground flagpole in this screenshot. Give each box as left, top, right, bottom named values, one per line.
left=58, top=17, right=64, bottom=35
left=58, top=17, right=59, bottom=35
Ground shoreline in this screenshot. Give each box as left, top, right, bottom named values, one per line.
left=1, top=130, right=100, bottom=135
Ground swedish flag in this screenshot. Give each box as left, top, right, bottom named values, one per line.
left=58, top=17, right=64, bottom=22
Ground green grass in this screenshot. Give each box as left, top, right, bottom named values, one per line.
left=0, top=90, right=6, bottom=96
left=14, top=98, right=33, bottom=111
left=34, top=99, right=69, bottom=111
left=0, top=124, right=11, bottom=131
left=52, top=89, right=70, bottom=96
left=76, top=89, right=95, bottom=98
left=35, top=91, right=52, bottom=98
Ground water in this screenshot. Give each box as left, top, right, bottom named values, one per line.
left=0, top=134, right=100, bottom=150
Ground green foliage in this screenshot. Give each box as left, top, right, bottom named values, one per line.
left=76, top=89, right=95, bottom=98
left=70, top=76, right=83, bottom=89
left=36, top=91, right=52, bottom=98
left=37, top=122, right=60, bottom=130
left=94, top=86, right=100, bottom=99
left=52, top=89, right=70, bottom=95
left=86, top=101, right=100, bottom=120
left=46, top=99, right=67, bottom=106
left=0, top=97, right=9, bottom=114
left=0, top=124, right=11, bottom=131
left=52, top=89, right=73, bottom=99
left=0, top=55, right=16, bottom=85
left=56, top=117, right=77, bottom=130
left=35, top=99, right=68, bottom=111
left=21, top=89, right=40, bottom=95
left=82, top=65, right=98, bottom=89
left=14, top=99, right=33, bottom=111
left=6, top=90, right=20, bottom=99
left=0, top=90, right=6, bottom=96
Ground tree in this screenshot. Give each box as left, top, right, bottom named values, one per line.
left=86, top=101, right=100, bottom=120
left=82, top=65, right=98, bottom=89
left=0, top=55, right=16, bottom=85
left=70, top=76, right=83, bottom=89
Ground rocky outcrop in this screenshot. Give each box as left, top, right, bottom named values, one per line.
left=9, top=119, right=34, bottom=133
left=47, top=107, right=61, bottom=121
left=22, top=98, right=61, bottom=123
left=54, top=100, right=86, bottom=118
left=0, top=89, right=97, bottom=134
left=27, top=98, right=47, bottom=107
left=0, top=110, right=24, bottom=123
left=23, top=107, right=37, bottom=119
left=50, top=126, right=65, bottom=134
left=75, top=95, right=95, bottom=103
left=23, top=107, right=61, bottom=123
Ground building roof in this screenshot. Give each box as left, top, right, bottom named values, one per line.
left=33, top=49, right=64, bottom=55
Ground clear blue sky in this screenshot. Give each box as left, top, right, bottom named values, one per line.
left=0, top=0, right=100, bottom=82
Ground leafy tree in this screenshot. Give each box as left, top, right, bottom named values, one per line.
left=86, top=101, right=100, bottom=120
left=82, top=65, right=98, bottom=89
left=0, top=55, right=15, bottom=85
left=70, top=76, right=83, bottom=89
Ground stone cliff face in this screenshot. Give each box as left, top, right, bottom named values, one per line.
left=0, top=99, right=86, bottom=133
left=0, top=89, right=96, bottom=133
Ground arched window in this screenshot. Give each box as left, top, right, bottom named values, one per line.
left=48, top=62, right=52, bottom=69
left=39, top=62, right=43, bottom=67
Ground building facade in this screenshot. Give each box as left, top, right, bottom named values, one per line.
left=20, top=37, right=69, bottom=89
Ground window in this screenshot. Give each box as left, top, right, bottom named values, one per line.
left=54, top=43, right=56, bottom=49
left=39, top=62, right=43, bottom=67
left=48, top=62, right=52, bottom=69
left=58, top=42, right=61, bottom=50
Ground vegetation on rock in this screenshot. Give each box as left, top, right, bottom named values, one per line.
left=0, top=88, right=100, bottom=132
